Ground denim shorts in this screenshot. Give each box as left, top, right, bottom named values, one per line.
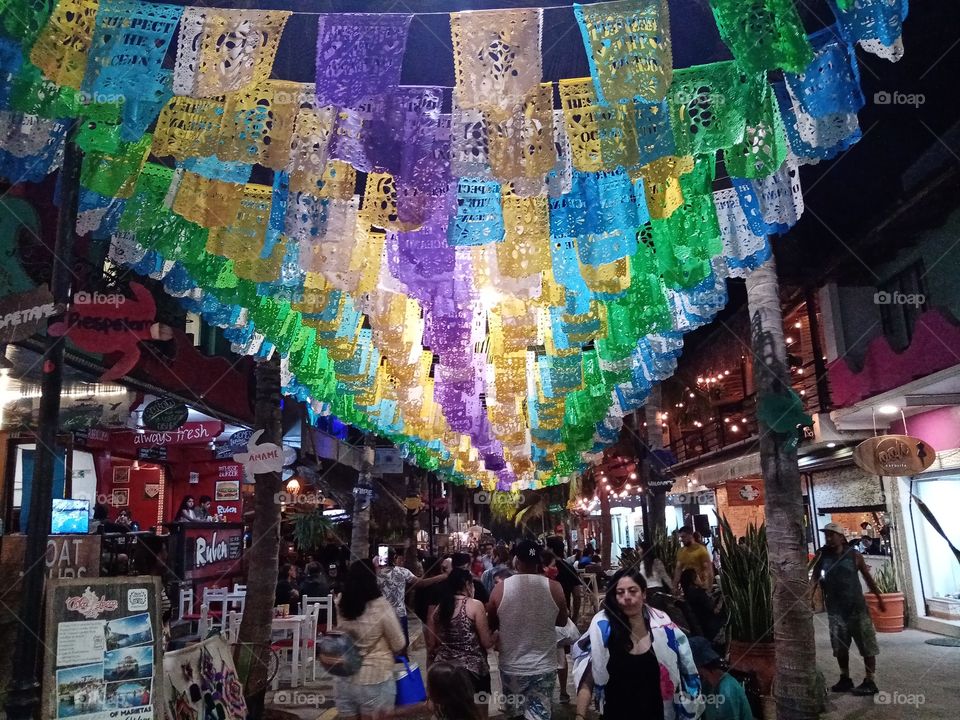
left=334, top=677, right=395, bottom=716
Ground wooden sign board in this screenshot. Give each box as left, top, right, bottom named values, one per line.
left=853, top=435, right=936, bottom=476
left=725, top=479, right=765, bottom=507
left=42, top=575, right=163, bottom=720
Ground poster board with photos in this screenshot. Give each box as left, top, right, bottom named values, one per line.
left=42, top=576, right=163, bottom=720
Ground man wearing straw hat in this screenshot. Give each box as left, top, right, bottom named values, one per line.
left=810, top=522, right=886, bottom=697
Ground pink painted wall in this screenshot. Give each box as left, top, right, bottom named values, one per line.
left=890, top=406, right=960, bottom=451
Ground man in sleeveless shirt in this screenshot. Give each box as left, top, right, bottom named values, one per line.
left=810, top=523, right=885, bottom=696
left=488, top=540, right=568, bottom=720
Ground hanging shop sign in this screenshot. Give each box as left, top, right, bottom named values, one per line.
left=141, top=397, right=189, bottom=431
left=853, top=435, right=936, bottom=476
left=47, top=282, right=172, bottom=381
left=0, top=284, right=62, bottom=343
left=108, top=420, right=224, bottom=456
left=373, top=447, right=404, bottom=475
left=725, top=479, right=765, bottom=507
left=232, top=429, right=296, bottom=482
left=42, top=575, right=163, bottom=720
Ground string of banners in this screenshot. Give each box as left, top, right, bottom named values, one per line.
left=0, top=0, right=907, bottom=490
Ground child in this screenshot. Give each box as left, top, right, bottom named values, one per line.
left=427, top=662, right=482, bottom=720
left=688, top=636, right=752, bottom=720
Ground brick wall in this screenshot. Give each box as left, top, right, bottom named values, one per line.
left=715, top=485, right=766, bottom=537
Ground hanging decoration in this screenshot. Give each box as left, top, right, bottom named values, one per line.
left=707, top=0, right=813, bottom=74
left=0, top=0, right=909, bottom=490
left=173, top=7, right=290, bottom=97
left=314, top=13, right=413, bottom=109
left=450, top=8, right=543, bottom=119
left=574, top=0, right=672, bottom=105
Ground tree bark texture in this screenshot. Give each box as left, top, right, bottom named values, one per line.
left=645, top=385, right=668, bottom=537
left=350, top=432, right=376, bottom=561
left=235, top=356, right=283, bottom=714
left=746, top=258, right=819, bottom=720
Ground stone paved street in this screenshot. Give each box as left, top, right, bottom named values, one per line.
left=266, top=612, right=959, bottom=719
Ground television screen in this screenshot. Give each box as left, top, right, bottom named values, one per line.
left=52, top=499, right=90, bottom=534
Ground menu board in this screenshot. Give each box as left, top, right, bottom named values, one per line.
left=42, top=577, right=163, bottom=720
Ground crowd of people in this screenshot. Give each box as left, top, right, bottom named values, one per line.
left=295, top=527, right=757, bottom=720
left=271, top=520, right=887, bottom=719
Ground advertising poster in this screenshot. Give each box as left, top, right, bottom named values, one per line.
left=43, top=577, right=163, bottom=720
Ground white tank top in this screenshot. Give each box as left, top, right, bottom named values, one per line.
left=497, top=574, right=559, bottom=675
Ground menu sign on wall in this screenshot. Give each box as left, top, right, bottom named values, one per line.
left=42, top=576, right=162, bottom=720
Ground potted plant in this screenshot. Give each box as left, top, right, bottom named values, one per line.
left=716, top=518, right=775, bottom=696
left=865, top=561, right=905, bottom=632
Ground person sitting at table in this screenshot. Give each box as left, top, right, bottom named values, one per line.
left=299, top=562, right=332, bottom=626
left=197, top=495, right=216, bottom=521
left=276, top=563, right=300, bottom=614
left=175, top=495, right=200, bottom=522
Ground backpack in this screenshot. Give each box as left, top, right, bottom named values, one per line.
left=317, top=631, right=361, bottom=677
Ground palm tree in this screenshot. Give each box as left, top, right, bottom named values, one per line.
left=746, top=258, right=818, bottom=719
left=349, top=432, right=376, bottom=560
left=235, top=356, right=283, bottom=714
left=644, top=385, right=667, bottom=537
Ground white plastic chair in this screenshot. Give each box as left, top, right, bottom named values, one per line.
left=225, top=611, right=242, bottom=644
left=202, top=587, right=228, bottom=631
left=198, top=603, right=212, bottom=638
left=298, top=602, right=321, bottom=682
left=302, top=594, right=336, bottom=633
left=232, top=583, right=247, bottom=594
left=178, top=587, right=195, bottom=619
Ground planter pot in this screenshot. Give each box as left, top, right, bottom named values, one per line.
left=866, top=592, right=904, bottom=632
left=728, top=639, right=776, bottom=696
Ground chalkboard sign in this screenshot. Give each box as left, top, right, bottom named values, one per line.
left=141, top=398, right=188, bottom=432
left=42, top=576, right=163, bottom=720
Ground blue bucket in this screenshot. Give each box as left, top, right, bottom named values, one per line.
left=394, top=656, right=426, bottom=706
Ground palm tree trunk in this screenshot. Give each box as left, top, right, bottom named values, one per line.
left=404, top=470, right=424, bottom=573
left=350, top=432, right=376, bottom=560
left=599, top=484, right=612, bottom=568
left=746, top=258, right=818, bottom=719
left=235, top=356, right=283, bottom=714
left=644, top=385, right=667, bottom=537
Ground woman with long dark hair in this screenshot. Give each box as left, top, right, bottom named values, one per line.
left=679, top=569, right=722, bottom=643
left=571, top=567, right=701, bottom=720
left=427, top=568, right=494, bottom=697
left=427, top=662, right=482, bottom=720
left=334, top=559, right=406, bottom=720
left=175, top=495, right=198, bottom=522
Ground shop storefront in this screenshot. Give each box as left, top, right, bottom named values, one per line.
left=886, top=406, right=960, bottom=636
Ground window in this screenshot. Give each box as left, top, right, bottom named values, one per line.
left=878, top=261, right=928, bottom=350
